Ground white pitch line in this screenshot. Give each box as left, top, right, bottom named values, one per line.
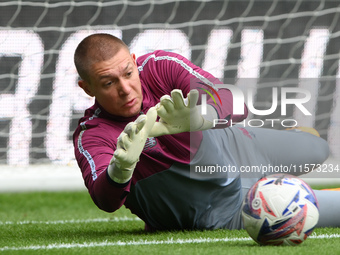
left=0, top=233, right=340, bottom=251
left=0, top=216, right=141, bottom=225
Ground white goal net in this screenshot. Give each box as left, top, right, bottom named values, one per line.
left=1, top=0, right=340, bottom=189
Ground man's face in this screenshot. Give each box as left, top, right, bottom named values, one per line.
left=79, top=48, right=143, bottom=117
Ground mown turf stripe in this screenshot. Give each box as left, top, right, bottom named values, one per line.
left=0, top=216, right=141, bottom=225
left=1, top=234, right=340, bottom=251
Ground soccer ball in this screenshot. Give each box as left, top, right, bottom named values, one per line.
left=241, top=174, right=319, bottom=246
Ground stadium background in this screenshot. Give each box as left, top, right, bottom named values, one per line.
left=0, top=0, right=340, bottom=191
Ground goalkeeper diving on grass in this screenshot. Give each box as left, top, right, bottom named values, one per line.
left=73, top=33, right=339, bottom=231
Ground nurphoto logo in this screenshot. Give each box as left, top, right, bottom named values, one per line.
left=198, top=82, right=312, bottom=128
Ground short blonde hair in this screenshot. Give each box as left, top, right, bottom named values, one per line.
left=74, top=33, right=129, bottom=82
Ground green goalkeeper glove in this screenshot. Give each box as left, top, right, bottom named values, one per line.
left=149, top=89, right=217, bottom=137
left=107, top=107, right=157, bottom=183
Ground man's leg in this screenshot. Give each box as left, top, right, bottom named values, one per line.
left=313, top=189, right=340, bottom=227
left=232, top=126, right=330, bottom=177
left=226, top=126, right=335, bottom=227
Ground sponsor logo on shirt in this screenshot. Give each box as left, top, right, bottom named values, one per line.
left=143, top=137, right=157, bottom=151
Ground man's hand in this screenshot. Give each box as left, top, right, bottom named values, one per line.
left=149, top=89, right=217, bottom=137
left=108, top=107, right=157, bottom=183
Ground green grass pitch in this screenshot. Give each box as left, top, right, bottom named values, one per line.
left=1, top=189, right=340, bottom=255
